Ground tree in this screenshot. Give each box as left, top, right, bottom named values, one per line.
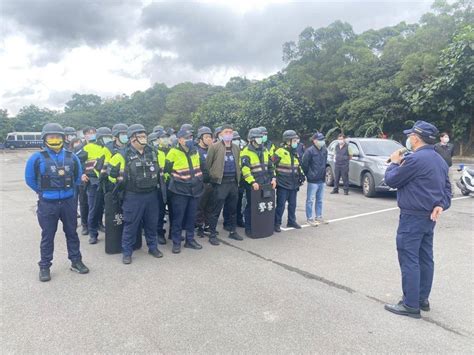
left=0, top=109, right=14, bottom=143
left=65, top=94, right=102, bottom=111
left=14, top=105, right=57, bottom=132
left=404, top=24, right=474, bottom=154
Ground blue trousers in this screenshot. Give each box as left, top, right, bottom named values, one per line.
left=170, top=193, right=198, bottom=245
left=86, top=183, right=103, bottom=238
left=305, top=182, right=325, bottom=220
left=396, top=213, right=436, bottom=309
left=275, top=187, right=297, bottom=226
left=37, top=198, right=82, bottom=268
left=121, top=191, right=159, bottom=256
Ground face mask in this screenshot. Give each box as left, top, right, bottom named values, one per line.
left=152, top=140, right=160, bottom=147
left=255, top=137, right=263, bottom=145
left=45, top=137, right=64, bottom=151
left=338, top=139, right=344, bottom=145
left=405, top=136, right=413, bottom=151
left=442, top=136, right=449, bottom=144
left=291, top=142, right=298, bottom=149
left=136, top=137, right=147, bottom=146
left=160, top=137, right=170, bottom=147
left=222, top=133, right=233, bottom=142
left=315, top=140, right=325, bottom=148
left=119, top=134, right=128, bottom=144
left=185, top=139, right=194, bottom=150
left=262, top=135, right=268, bottom=143
left=86, top=134, right=96, bottom=142
left=102, top=137, right=113, bottom=145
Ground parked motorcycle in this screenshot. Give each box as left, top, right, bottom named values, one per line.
left=456, top=164, right=474, bottom=196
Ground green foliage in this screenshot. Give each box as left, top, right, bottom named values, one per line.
left=1, top=0, right=472, bottom=154
left=0, top=109, right=14, bottom=143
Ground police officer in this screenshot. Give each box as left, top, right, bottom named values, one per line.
left=165, top=129, right=204, bottom=254
left=384, top=121, right=451, bottom=318
left=213, top=126, right=222, bottom=143
left=25, top=123, right=89, bottom=282
left=153, top=125, right=164, bottom=133
left=240, top=128, right=276, bottom=237
left=273, top=130, right=305, bottom=232
left=157, top=129, right=172, bottom=154
left=206, top=124, right=242, bottom=245
left=195, top=126, right=214, bottom=237
left=78, top=127, right=111, bottom=244
left=75, top=126, right=95, bottom=235
left=224, top=130, right=245, bottom=228
left=64, top=127, right=77, bottom=148
left=147, top=129, right=168, bottom=245
left=258, top=126, right=276, bottom=156
left=105, top=123, right=129, bottom=156
left=108, top=124, right=165, bottom=264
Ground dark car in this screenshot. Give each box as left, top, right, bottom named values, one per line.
left=325, top=138, right=404, bottom=197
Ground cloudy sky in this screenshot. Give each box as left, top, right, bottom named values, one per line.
left=0, top=0, right=433, bottom=114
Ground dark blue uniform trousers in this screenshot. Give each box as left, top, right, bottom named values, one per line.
left=86, top=183, right=103, bottom=238
left=37, top=197, right=82, bottom=268
left=170, top=193, right=198, bottom=245
left=396, top=213, right=436, bottom=309
left=122, top=191, right=159, bottom=256
left=275, top=187, right=297, bottom=226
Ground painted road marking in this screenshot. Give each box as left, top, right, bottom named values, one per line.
left=281, top=196, right=471, bottom=231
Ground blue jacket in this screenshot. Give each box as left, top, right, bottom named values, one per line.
left=302, top=145, right=328, bottom=184
left=25, top=147, right=82, bottom=200
left=385, top=145, right=451, bottom=216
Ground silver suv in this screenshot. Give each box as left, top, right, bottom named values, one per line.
left=325, top=138, right=404, bottom=197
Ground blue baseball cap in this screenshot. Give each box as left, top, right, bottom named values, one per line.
left=403, top=120, right=439, bottom=142
left=311, top=132, right=325, bottom=141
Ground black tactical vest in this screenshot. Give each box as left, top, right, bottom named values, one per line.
left=38, top=151, right=75, bottom=191
left=125, top=147, right=159, bottom=193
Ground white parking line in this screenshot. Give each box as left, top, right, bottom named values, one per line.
left=281, top=196, right=471, bottom=231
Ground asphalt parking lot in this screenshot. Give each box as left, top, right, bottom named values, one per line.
left=1, top=149, right=473, bottom=353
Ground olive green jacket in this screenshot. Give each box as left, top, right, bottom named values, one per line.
left=206, top=141, right=240, bottom=184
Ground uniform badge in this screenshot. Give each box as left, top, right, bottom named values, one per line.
left=57, top=168, right=65, bottom=176
left=150, top=166, right=155, bottom=172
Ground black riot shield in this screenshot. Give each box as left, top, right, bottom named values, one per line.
left=104, top=191, right=123, bottom=254
left=104, top=191, right=142, bottom=254
left=250, top=184, right=275, bottom=238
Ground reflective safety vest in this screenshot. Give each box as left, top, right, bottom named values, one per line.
left=108, top=145, right=165, bottom=193
left=273, top=145, right=303, bottom=190
left=82, top=142, right=111, bottom=180
left=264, top=141, right=276, bottom=157
left=240, top=144, right=274, bottom=185
left=165, top=146, right=203, bottom=197
left=37, top=150, right=75, bottom=191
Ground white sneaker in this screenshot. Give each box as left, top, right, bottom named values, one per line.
left=316, top=217, right=328, bottom=225
left=307, top=219, right=319, bottom=227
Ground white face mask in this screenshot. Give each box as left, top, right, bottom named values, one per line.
left=441, top=136, right=449, bottom=144
left=338, top=139, right=344, bottom=145
left=406, top=136, right=413, bottom=151
left=118, top=134, right=128, bottom=144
